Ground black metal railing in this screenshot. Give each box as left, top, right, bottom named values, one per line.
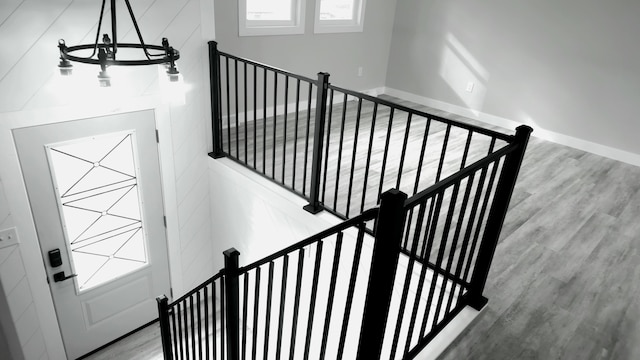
left=157, top=271, right=226, bottom=360
left=171, top=40, right=535, bottom=359
left=158, top=124, right=531, bottom=358
left=381, top=126, right=530, bottom=359
left=209, top=44, right=321, bottom=205
left=208, top=41, right=514, bottom=223
left=158, top=206, right=389, bottom=360
left=232, top=209, right=379, bottom=359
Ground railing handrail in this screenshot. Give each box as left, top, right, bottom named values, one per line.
left=219, top=51, right=318, bottom=85
left=328, top=83, right=514, bottom=142
left=169, top=269, right=225, bottom=306
left=404, top=140, right=518, bottom=208
left=240, top=207, right=379, bottom=273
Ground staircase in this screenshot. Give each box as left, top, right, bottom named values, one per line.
left=155, top=41, right=532, bottom=360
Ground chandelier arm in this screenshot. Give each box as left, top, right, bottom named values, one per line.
left=110, top=0, right=118, bottom=56
left=63, top=43, right=178, bottom=66
left=124, top=0, right=152, bottom=60
left=88, top=0, right=108, bottom=59
left=56, top=0, right=181, bottom=83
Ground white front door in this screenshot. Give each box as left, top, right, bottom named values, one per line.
left=13, top=110, right=171, bottom=359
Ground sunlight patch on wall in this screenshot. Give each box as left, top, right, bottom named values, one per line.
left=439, top=33, right=489, bottom=115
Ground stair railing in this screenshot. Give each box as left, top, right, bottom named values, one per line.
left=181, top=41, right=534, bottom=359
left=157, top=123, right=532, bottom=358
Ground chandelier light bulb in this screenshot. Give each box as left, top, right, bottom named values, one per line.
left=58, top=39, right=73, bottom=76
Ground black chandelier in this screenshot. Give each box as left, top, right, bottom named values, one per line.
left=57, top=0, right=180, bottom=87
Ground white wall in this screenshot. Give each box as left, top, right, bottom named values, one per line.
left=213, top=0, right=398, bottom=92
left=208, top=158, right=341, bottom=272
left=385, top=0, right=640, bottom=165
left=0, top=0, right=215, bottom=358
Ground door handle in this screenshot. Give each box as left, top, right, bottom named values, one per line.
left=53, top=271, right=77, bottom=283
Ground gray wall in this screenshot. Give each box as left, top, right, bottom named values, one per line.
left=214, top=0, right=398, bottom=91
left=386, top=0, right=640, bottom=155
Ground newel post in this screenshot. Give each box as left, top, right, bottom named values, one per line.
left=156, top=295, right=173, bottom=360
left=224, top=248, right=241, bottom=360
left=208, top=40, right=224, bottom=159
left=356, top=189, right=408, bottom=359
left=303, top=72, right=330, bottom=214
left=465, top=125, right=532, bottom=310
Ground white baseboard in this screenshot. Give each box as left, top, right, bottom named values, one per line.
left=383, top=87, right=640, bottom=168
left=360, top=86, right=386, bottom=97
left=413, top=306, right=485, bottom=360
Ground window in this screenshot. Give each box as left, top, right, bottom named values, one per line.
left=314, top=0, right=366, bottom=33
left=239, top=0, right=306, bottom=36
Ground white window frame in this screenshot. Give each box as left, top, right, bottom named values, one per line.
left=239, top=0, right=306, bottom=36
left=314, top=0, right=366, bottom=34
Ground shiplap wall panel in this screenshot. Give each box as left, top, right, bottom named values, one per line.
left=0, top=245, right=45, bottom=359
left=177, top=167, right=208, bottom=229
left=5, top=279, right=30, bottom=324
left=180, top=217, right=213, bottom=290
left=0, top=0, right=23, bottom=26
left=176, top=138, right=208, bottom=202
left=175, top=102, right=206, bottom=161
left=131, top=1, right=188, bottom=45
left=0, top=179, right=10, bottom=228
left=181, top=222, right=212, bottom=288
left=180, top=221, right=207, bottom=274
left=171, top=24, right=202, bottom=76
left=0, top=247, right=25, bottom=293
left=18, top=1, right=104, bottom=111
left=160, top=0, right=200, bottom=46
left=0, top=1, right=69, bottom=82
left=22, top=328, right=46, bottom=360
left=112, top=0, right=155, bottom=43
left=178, top=194, right=209, bottom=252
left=0, top=1, right=72, bottom=112
left=14, top=304, right=37, bottom=346
left=173, top=113, right=207, bottom=175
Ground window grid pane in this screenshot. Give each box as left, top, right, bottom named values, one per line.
left=320, top=0, right=355, bottom=20
left=247, top=0, right=293, bottom=21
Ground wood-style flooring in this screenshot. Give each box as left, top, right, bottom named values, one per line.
left=81, top=322, right=163, bottom=360
left=85, top=96, right=640, bottom=359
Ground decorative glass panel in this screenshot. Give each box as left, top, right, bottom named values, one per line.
left=47, top=132, right=148, bottom=291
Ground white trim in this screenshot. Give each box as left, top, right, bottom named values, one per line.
left=154, top=106, right=184, bottom=299
left=383, top=87, right=640, bottom=168
left=314, top=0, right=366, bottom=34
left=239, top=0, right=306, bottom=36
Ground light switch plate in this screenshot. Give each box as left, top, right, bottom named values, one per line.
left=0, top=227, right=18, bottom=248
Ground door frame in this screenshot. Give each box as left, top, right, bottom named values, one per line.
left=0, top=96, right=183, bottom=359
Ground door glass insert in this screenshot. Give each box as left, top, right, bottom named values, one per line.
left=46, top=132, right=148, bottom=291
